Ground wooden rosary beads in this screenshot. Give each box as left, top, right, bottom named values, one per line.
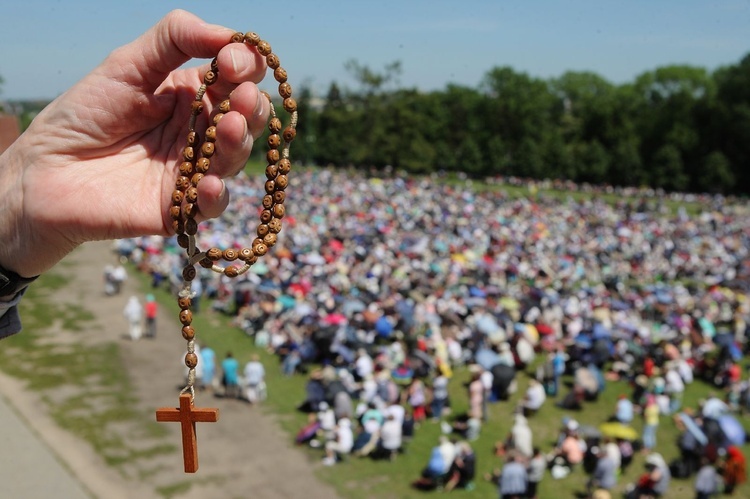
left=156, top=31, right=297, bottom=473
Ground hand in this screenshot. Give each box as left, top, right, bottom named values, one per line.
left=0, top=9, right=271, bottom=277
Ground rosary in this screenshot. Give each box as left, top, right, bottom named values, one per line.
left=155, top=31, right=297, bottom=473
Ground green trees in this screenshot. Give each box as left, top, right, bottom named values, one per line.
left=299, top=52, right=749, bottom=194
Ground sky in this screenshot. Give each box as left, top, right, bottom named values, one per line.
left=1, top=0, right=749, bottom=100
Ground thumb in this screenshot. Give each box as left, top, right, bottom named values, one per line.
left=106, top=9, right=237, bottom=92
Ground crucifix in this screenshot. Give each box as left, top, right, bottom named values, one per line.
left=156, top=393, right=220, bottom=473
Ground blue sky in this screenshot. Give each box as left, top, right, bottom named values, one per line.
left=2, top=0, right=749, bottom=100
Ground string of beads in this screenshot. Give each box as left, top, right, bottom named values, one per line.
left=170, top=31, right=297, bottom=399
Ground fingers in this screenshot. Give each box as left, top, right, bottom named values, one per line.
left=194, top=83, right=270, bottom=220
left=205, top=42, right=268, bottom=98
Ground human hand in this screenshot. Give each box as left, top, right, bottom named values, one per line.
left=0, top=9, right=271, bottom=277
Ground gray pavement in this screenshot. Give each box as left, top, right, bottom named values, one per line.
left=0, top=393, right=91, bottom=499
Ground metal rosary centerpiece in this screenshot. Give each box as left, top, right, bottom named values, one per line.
left=155, top=31, right=297, bottom=473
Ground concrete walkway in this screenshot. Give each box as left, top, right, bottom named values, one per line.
left=0, top=392, right=91, bottom=498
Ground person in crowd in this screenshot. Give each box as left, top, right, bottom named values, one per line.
left=497, top=452, right=528, bottom=499
left=444, top=441, right=476, bottom=492
left=322, top=416, right=353, bottom=466
left=587, top=445, right=617, bottom=495
left=694, top=457, right=721, bottom=499
left=521, top=378, right=546, bottom=417
left=719, top=446, right=747, bottom=495
left=525, top=447, right=547, bottom=499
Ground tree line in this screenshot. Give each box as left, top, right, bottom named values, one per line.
left=275, top=54, right=750, bottom=195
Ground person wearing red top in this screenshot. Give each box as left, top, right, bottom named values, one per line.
left=145, top=294, right=158, bottom=338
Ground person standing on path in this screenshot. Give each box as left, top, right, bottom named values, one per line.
left=123, top=296, right=143, bottom=341
left=144, top=294, right=158, bottom=339
left=222, top=352, right=240, bottom=398
left=243, top=354, right=266, bottom=403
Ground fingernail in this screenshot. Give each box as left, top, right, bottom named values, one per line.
left=219, top=179, right=227, bottom=199
left=230, top=50, right=239, bottom=74
left=242, top=117, right=250, bottom=146
left=253, top=90, right=265, bottom=119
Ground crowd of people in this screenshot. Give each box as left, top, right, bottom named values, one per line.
left=119, top=167, right=750, bottom=497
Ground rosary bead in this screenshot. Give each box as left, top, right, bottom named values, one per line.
left=279, top=82, right=293, bottom=99
left=185, top=187, right=199, bottom=203
left=273, top=204, right=286, bottom=218
left=185, top=352, right=198, bottom=368
left=179, top=161, right=194, bottom=176
left=182, top=325, right=195, bottom=341
left=178, top=296, right=192, bottom=310
left=266, top=53, right=280, bottom=69
left=262, top=195, right=274, bottom=209
left=257, top=224, right=270, bottom=237
left=274, top=67, right=288, bottom=83
left=253, top=242, right=269, bottom=256
left=185, top=218, right=198, bottom=235
left=231, top=32, right=244, bottom=43
left=268, top=117, right=283, bottom=133
left=263, top=233, right=278, bottom=247
left=199, top=257, right=213, bottom=269
left=223, top=248, right=239, bottom=261
left=204, top=70, right=218, bottom=86
left=183, top=147, right=195, bottom=161
left=264, top=180, right=276, bottom=194
left=283, top=98, right=297, bottom=113
left=283, top=127, right=297, bottom=142
left=276, top=174, right=289, bottom=190
left=265, top=164, right=278, bottom=179
left=172, top=190, right=184, bottom=205
left=273, top=191, right=286, bottom=204
left=184, top=203, right=199, bottom=218
left=224, top=266, right=240, bottom=278
left=277, top=158, right=291, bottom=174
left=195, top=157, right=211, bottom=173
left=177, top=234, right=190, bottom=248
left=268, top=218, right=282, bottom=233
left=187, top=131, right=198, bottom=146
left=219, top=99, right=231, bottom=113
left=213, top=113, right=224, bottom=125
left=169, top=205, right=182, bottom=220
left=211, top=57, right=219, bottom=71
left=244, top=32, right=260, bottom=46
left=257, top=40, right=272, bottom=56
left=267, top=134, right=281, bottom=149
left=204, top=126, right=217, bottom=142
left=191, top=173, right=204, bottom=186
left=179, top=309, right=193, bottom=325
left=239, top=248, right=254, bottom=261
left=182, top=265, right=197, bottom=281
left=191, top=101, right=204, bottom=116
left=266, top=149, right=280, bottom=164
left=176, top=176, right=191, bottom=191
left=201, top=142, right=215, bottom=157
left=252, top=237, right=264, bottom=248
left=172, top=220, right=184, bottom=234
left=206, top=247, right=222, bottom=261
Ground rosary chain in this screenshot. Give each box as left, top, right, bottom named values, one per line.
left=169, top=32, right=298, bottom=398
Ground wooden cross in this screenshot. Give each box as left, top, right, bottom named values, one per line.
left=155, top=393, right=219, bottom=473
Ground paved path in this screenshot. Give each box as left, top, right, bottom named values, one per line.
left=0, top=389, right=91, bottom=498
